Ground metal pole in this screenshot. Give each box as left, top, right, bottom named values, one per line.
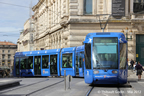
left=126, top=33, right=128, bottom=41
left=64, top=70, right=66, bottom=90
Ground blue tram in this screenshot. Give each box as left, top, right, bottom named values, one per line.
left=13, top=46, right=84, bottom=77
left=83, top=32, right=128, bottom=84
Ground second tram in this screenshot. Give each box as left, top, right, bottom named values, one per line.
left=13, top=46, right=84, bottom=77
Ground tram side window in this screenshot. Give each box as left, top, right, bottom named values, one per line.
left=80, top=52, right=84, bottom=68
left=76, top=55, right=78, bottom=65
left=79, top=57, right=82, bottom=68
left=15, top=58, right=19, bottom=74
left=75, top=53, right=78, bottom=67
left=62, top=53, right=72, bottom=68
left=27, top=56, right=33, bottom=69
left=20, top=57, right=26, bottom=69
left=38, top=57, right=41, bottom=69
left=85, top=43, right=91, bottom=69
left=120, top=43, right=127, bottom=69
left=16, top=58, right=19, bottom=68
left=42, top=55, right=49, bottom=69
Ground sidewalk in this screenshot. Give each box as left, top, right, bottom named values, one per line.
left=128, top=70, right=144, bottom=81
left=128, top=70, right=134, bottom=77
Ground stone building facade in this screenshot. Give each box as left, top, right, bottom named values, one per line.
left=0, top=41, right=17, bottom=69
left=28, top=0, right=144, bottom=64
left=17, top=18, right=34, bottom=52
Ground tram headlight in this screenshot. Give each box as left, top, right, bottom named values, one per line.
left=112, top=70, right=117, bottom=74
left=93, top=71, right=99, bottom=74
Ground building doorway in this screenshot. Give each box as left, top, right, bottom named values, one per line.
left=136, top=35, right=144, bottom=66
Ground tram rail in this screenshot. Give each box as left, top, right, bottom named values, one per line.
left=86, top=84, right=128, bottom=96
left=86, top=86, right=94, bottom=96
left=0, top=79, right=64, bottom=95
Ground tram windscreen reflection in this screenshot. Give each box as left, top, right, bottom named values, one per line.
left=93, top=37, right=118, bottom=69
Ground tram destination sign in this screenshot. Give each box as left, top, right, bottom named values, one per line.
left=112, top=0, right=125, bottom=18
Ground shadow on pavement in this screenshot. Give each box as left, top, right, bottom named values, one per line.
left=89, top=83, right=132, bottom=88
left=0, top=82, right=20, bottom=91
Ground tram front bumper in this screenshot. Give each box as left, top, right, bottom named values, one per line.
left=93, top=75, right=118, bottom=84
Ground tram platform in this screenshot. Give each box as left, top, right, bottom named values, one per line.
left=0, top=79, right=22, bottom=90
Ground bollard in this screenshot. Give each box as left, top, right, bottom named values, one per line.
left=64, top=70, right=66, bottom=90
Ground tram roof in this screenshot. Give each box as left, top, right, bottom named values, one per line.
left=61, top=47, right=76, bottom=52
left=76, top=45, right=84, bottom=51
left=15, top=48, right=61, bottom=57
left=84, top=32, right=127, bottom=43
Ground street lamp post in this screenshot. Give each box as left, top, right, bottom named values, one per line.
left=121, top=27, right=133, bottom=41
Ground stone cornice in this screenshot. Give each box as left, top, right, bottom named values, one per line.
left=32, top=0, right=45, bottom=11
left=131, top=19, right=144, bottom=23
left=68, top=18, right=133, bottom=24
left=34, top=24, right=63, bottom=40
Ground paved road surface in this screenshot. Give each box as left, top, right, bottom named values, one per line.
left=0, top=71, right=143, bottom=96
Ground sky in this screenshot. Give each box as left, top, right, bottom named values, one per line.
left=0, top=0, right=39, bottom=44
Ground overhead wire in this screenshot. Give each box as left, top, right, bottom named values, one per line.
left=2, top=35, right=20, bottom=37
left=0, top=1, right=30, bottom=8
left=0, top=1, right=30, bottom=37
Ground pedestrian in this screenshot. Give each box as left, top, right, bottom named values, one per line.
left=135, top=61, right=144, bottom=80
left=133, top=60, right=137, bottom=71
left=130, top=59, right=134, bottom=70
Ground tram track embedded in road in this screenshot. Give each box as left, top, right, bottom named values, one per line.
left=86, top=86, right=94, bottom=96
left=85, top=83, right=132, bottom=96
left=26, top=80, right=64, bottom=96
left=0, top=79, right=64, bottom=96
left=117, top=87, right=123, bottom=96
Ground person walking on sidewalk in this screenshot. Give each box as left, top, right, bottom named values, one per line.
left=130, top=59, right=134, bottom=70
left=135, top=61, right=144, bottom=80
left=133, top=60, right=137, bottom=71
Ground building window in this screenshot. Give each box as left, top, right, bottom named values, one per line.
left=8, top=60, right=11, bottom=66
left=2, top=60, right=5, bottom=66
left=2, top=55, right=5, bottom=59
left=2, top=50, right=4, bottom=53
left=84, top=0, right=92, bottom=14
left=8, top=50, right=10, bottom=53
left=8, top=55, right=11, bottom=59
left=133, top=0, right=144, bottom=13
left=41, top=48, right=44, bottom=50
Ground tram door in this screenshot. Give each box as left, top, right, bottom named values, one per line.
left=15, top=58, right=20, bottom=76
left=50, top=55, right=57, bottom=75
left=76, top=52, right=84, bottom=76
left=34, top=56, right=41, bottom=75
left=79, top=52, right=84, bottom=76
left=76, top=53, right=79, bottom=75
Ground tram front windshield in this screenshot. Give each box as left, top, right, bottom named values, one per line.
left=93, top=37, right=118, bottom=69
